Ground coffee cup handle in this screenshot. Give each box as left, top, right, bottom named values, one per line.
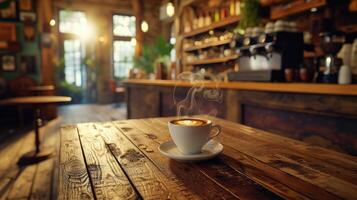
left=209, top=125, right=221, bottom=140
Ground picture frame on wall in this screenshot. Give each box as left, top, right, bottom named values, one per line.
left=0, top=22, right=16, bottom=41
left=23, top=22, right=36, bottom=41
left=19, top=0, right=35, bottom=11
left=0, top=0, right=19, bottom=21
left=20, top=11, right=36, bottom=22
left=20, top=55, right=36, bottom=74
left=0, top=54, right=16, bottom=72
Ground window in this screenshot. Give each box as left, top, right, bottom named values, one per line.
left=64, top=39, right=83, bottom=86
left=59, top=10, right=87, bottom=34
left=59, top=10, right=87, bottom=87
left=113, top=41, right=135, bottom=78
left=113, top=15, right=136, bottom=37
left=112, top=14, right=136, bottom=80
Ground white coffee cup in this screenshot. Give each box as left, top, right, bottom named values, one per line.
left=168, top=118, right=221, bottom=155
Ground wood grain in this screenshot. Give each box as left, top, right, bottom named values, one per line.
left=30, top=158, right=54, bottom=200
left=116, top=119, right=287, bottom=199
left=59, top=125, right=94, bottom=200
left=95, top=122, right=200, bottom=199
left=59, top=116, right=357, bottom=199
left=123, top=79, right=357, bottom=96
left=7, top=165, right=37, bottom=200
left=113, top=120, right=240, bottom=199
left=150, top=118, right=316, bottom=200
left=210, top=116, right=357, bottom=174
left=153, top=116, right=357, bottom=200
left=203, top=117, right=357, bottom=200
left=76, top=123, right=138, bottom=199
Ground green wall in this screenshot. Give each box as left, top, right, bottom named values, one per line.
left=0, top=22, right=42, bottom=83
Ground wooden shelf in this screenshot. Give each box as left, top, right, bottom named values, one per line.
left=271, top=0, right=326, bottom=20
left=304, top=51, right=324, bottom=58
left=185, top=55, right=237, bottom=65
left=123, top=79, right=357, bottom=96
left=182, top=16, right=240, bottom=38
left=184, top=39, right=232, bottom=51
left=339, top=24, right=357, bottom=33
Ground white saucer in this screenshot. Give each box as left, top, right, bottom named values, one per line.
left=158, top=140, right=223, bottom=161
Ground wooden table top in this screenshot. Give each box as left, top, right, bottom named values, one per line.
left=59, top=116, right=357, bottom=200
left=0, top=96, right=71, bottom=105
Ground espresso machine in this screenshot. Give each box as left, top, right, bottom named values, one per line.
left=228, top=31, right=304, bottom=82
left=317, top=31, right=345, bottom=83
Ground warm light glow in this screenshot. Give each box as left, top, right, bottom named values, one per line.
left=141, top=20, right=149, bottom=33
left=166, top=2, right=175, bottom=17
left=98, top=36, right=105, bottom=43
left=310, top=7, right=317, bottom=12
left=49, top=19, right=56, bottom=26
left=170, top=37, right=176, bottom=44
left=130, top=37, right=137, bottom=46
left=78, top=22, right=96, bottom=41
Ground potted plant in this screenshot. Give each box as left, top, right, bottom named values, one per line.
left=235, top=0, right=261, bottom=34
left=133, top=35, right=173, bottom=79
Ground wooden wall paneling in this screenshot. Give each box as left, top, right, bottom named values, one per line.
left=128, top=85, right=160, bottom=118
left=242, top=104, right=357, bottom=156
left=236, top=91, right=357, bottom=118
left=125, top=84, right=131, bottom=119
left=234, top=90, right=357, bottom=156
left=225, top=89, right=239, bottom=122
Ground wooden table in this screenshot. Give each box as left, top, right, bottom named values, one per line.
left=0, top=96, right=71, bottom=164
left=59, top=116, right=357, bottom=200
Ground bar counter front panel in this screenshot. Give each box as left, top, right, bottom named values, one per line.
left=124, top=80, right=357, bottom=156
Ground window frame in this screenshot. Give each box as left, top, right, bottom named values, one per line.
left=111, top=13, right=136, bottom=81
left=57, top=9, right=87, bottom=87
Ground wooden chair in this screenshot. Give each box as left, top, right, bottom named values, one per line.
left=7, top=76, right=37, bottom=126
left=109, top=80, right=125, bottom=106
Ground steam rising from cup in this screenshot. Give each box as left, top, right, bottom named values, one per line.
left=173, top=71, right=223, bottom=118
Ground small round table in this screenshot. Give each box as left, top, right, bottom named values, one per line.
left=0, top=96, right=71, bottom=164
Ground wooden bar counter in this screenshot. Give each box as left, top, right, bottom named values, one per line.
left=124, top=79, right=357, bottom=156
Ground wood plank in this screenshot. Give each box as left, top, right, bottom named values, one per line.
left=184, top=39, right=231, bottom=51
left=209, top=116, right=357, bottom=175
left=197, top=117, right=357, bottom=200
left=76, top=123, right=138, bottom=199
left=195, top=158, right=283, bottom=200
left=182, top=16, right=240, bottom=38
left=184, top=55, right=237, bottom=66
left=30, top=158, right=54, bottom=200
left=113, top=120, right=240, bottom=199
left=115, top=119, right=288, bottom=199
left=145, top=118, right=313, bottom=200
left=136, top=119, right=285, bottom=200
left=58, top=125, right=95, bottom=200
left=220, top=145, right=336, bottom=200
left=7, top=165, right=37, bottom=200
left=152, top=117, right=355, bottom=200
left=270, top=0, right=326, bottom=20
left=123, top=79, right=357, bottom=96
left=1, top=125, right=41, bottom=200
left=95, top=122, right=201, bottom=199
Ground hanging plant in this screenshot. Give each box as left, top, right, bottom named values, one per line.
left=236, top=0, right=261, bottom=34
